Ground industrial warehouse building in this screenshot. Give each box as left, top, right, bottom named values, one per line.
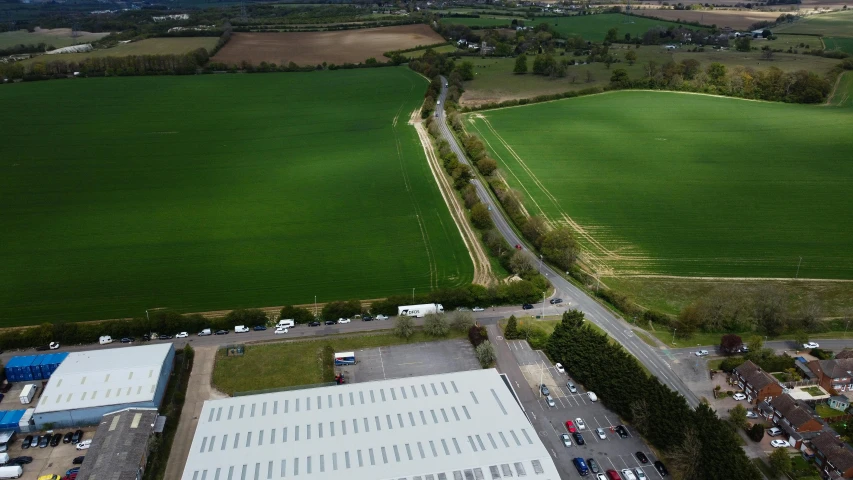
left=76, top=408, right=160, bottom=480
left=182, top=369, right=559, bottom=480
left=33, top=343, right=174, bottom=429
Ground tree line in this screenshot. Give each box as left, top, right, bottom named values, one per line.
left=547, top=310, right=761, bottom=480
left=0, top=43, right=54, bottom=56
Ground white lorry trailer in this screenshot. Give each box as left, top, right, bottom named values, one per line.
left=397, top=303, right=444, bottom=318
left=19, top=385, right=36, bottom=405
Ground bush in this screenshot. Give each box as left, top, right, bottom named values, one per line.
left=748, top=423, right=765, bottom=442
left=393, top=316, right=415, bottom=340
left=423, top=314, right=450, bottom=337
left=504, top=315, right=520, bottom=339
left=279, top=305, right=315, bottom=324
left=321, top=299, right=362, bottom=320
left=476, top=341, right=496, bottom=368
left=810, top=348, right=834, bottom=360
left=450, top=311, right=476, bottom=332
left=468, top=325, right=488, bottom=347
left=719, top=356, right=747, bottom=372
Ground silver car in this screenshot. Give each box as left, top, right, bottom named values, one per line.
left=560, top=434, right=572, bottom=447
left=546, top=396, right=556, bottom=408
left=595, top=428, right=607, bottom=440
left=567, top=381, right=577, bottom=393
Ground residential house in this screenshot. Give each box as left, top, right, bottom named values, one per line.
left=810, top=431, right=853, bottom=479
left=732, top=360, right=783, bottom=404
left=829, top=396, right=851, bottom=412
left=808, top=358, right=853, bottom=393
left=836, top=350, right=853, bottom=360
left=758, top=393, right=826, bottom=447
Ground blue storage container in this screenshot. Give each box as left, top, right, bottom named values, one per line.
left=0, top=411, right=16, bottom=430
left=6, top=410, right=25, bottom=432
left=28, top=356, right=45, bottom=381
left=5, top=355, right=37, bottom=383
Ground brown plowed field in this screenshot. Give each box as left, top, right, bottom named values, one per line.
left=212, top=24, right=445, bottom=66
left=630, top=8, right=782, bottom=29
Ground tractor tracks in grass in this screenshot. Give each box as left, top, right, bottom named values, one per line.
left=413, top=115, right=494, bottom=287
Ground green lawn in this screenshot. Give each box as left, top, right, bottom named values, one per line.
left=774, top=10, right=853, bottom=37
left=465, top=91, right=853, bottom=279
left=0, top=68, right=473, bottom=326
left=816, top=403, right=847, bottom=417
left=824, top=37, right=853, bottom=55
left=544, top=13, right=700, bottom=41
left=768, top=34, right=822, bottom=51
left=212, top=330, right=466, bottom=394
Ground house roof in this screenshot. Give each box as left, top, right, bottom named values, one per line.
left=816, top=359, right=853, bottom=380
left=830, top=396, right=850, bottom=405
left=76, top=408, right=158, bottom=480
left=734, top=360, right=778, bottom=391
left=770, top=394, right=825, bottom=430
left=836, top=350, right=853, bottom=360
left=811, top=432, right=853, bottom=473
left=181, top=369, right=560, bottom=480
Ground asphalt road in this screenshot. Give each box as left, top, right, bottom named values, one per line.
left=437, top=77, right=700, bottom=408
left=672, top=339, right=853, bottom=359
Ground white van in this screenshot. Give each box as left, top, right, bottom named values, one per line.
left=277, top=319, right=295, bottom=329
left=99, top=335, right=113, bottom=345
left=0, top=453, right=9, bottom=465
left=0, top=465, right=22, bottom=478
left=198, top=328, right=212, bottom=336
left=234, top=325, right=250, bottom=333
left=19, top=384, right=36, bottom=405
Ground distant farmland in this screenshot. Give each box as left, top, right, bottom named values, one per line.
left=444, top=13, right=698, bottom=39
left=19, top=37, right=219, bottom=66
left=465, top=91, right=853, bottom=279
left=0, top=68, right=473, bottom=326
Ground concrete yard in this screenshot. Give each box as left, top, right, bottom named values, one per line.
left=7, top=427, right=95, bottom=480
left=337, top=339, right=481, bottom=384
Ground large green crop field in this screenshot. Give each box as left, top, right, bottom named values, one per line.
left=0, top=68, right=473, bottom=326
left=466, top=91, right=853, bottom=279
left=774, top=10, right=853, bottom=36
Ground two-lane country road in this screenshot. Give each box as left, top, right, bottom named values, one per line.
left=436, top=77, right=700, bottom=407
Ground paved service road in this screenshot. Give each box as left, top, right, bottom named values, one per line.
left=437, top=78, right=700, bottom=408
left=672, top=339, right=853, bottom=359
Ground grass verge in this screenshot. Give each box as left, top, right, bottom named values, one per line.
left=212, top=329, right=466, bottom=395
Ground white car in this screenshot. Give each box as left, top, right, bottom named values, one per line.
left=337, top=318, right=351, bottom=324
left=803, top=342, right=820, bottom=349
left=587, top=391, right=598, bottom=402
left=621, top=469, right=637, bottom=480
left=596, top=475, right=607, bottom=480
left=695, top=350, right=709, bottom=356
left=376, top=314, right=389, bottom=321
left=274, top=327, right=288, bottom=335
left=49, top=342, right=60, bottom=350
left=175, top=332, right=188, bottom=338
left=546, top=395, right=555, bottom=408
left=733, top=393, right=747, bottom=401
left=567, top=381, right=577, bottom=393
left=575, top=418, right=586, bottom=430
left=771, top=439, right=791, bottom=448
left=746, top=411, right=759, bottom=418
left=76, top=440, right=92, bottom=450
left=555, top=363, right=565, bottom=374
left=560, top=433, right=572, bottom=447
left=634, top=468, right=647, bottom=480
left=595, top=427, right=607, bottom=440
left=473, top=307, right=485, bottom=312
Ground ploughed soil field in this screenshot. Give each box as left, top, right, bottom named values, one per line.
left=211, top=24, right=445, bottom=66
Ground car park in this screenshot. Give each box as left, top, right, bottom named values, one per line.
left=214, top=329, right=228, bottom=335
left=176, top=332, right=189, bottom=337
left=804, top=342, right=819, bottom=349
left=120, top=337, right=135, bottom=343
left=555, top=363, right=565, bottom=374
left=546, top=396, right=555, bottom=408
left=771, top=439, right=791, bottom=448
left=567, top=381, right=577, bottom=393
left=309, top=321, right=321, bottom=327
left=522, top=304, right=534, bottom=310
left=376, top=314, right=389, bottom=321
left=635, top=452, right=649, bottom=464
left=573, top=432, right=585, bottom=445
left=75, top=440, right=91, bottom=450
left=587, top=391, right=598, bottom=402
left=473, top=307, right=485, bottom=312
left=575, top=418, right=586, bottom=430
left=50, top=433, right=61, bottom=447
left=71, top=430, right=83, bottom=443
left=733, top=393, right=747, bottom=401
left=560, top=434, right=572, bottom=447
left=595, top=428, right=607, bottom=440
left=274, top=327, right=288, bottom=334
left=39, top=435, right=50, bottom=448
left=695, top=350, right=709, bottom=356
left=21, top=436, right=32, bottom=450
left=565, top=420, right=576, bottom=433
left=72, top=456, right=85, bottom=465
left=587, top=458, right=601, bottom=474
left=621, top=469, right=637, bottom=480
left=654, top=460, right=669, bottom=476
left=337, top=318, right=351, bottom=324
left=615, top=425, right=629, bottom=438
left=540, top=384, right=550, bottom=396
left=63, top=432, right=73, bottom=443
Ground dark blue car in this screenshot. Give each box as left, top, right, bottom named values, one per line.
left=253, top=325, right=267, bottom=331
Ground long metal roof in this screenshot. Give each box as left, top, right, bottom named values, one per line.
left=182, top=369, right=559, bottom=480
left=34, top=343, right=173, bottom=414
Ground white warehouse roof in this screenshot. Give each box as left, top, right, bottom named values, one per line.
left=182, top=369, right=559, bottom=480
left=34, top=343, right=173, bottom=414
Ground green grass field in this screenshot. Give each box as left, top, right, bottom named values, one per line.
left=20, top=37, right=219, bottom=66
left=0, top=68, right=473, bottom=326
left=828, top=72, right=853, bottom=108
left=824, top=37, right=853, bottom=55
left=774, top=10, right=853, bottom=36
left=465, top=91, right=853, bottom=279
left=0, top=29, right=108, bottom=50
left=442, top=17, right=517, bottom=28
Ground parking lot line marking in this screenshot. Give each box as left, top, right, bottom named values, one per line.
left=604, top=415, right=613, bottom=427
left=378, top=347, right=387, bottom=380
left=606, top=457, right=618, bottom=471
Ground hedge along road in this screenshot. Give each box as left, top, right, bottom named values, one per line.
left=436, top=77, right=701, bottom=408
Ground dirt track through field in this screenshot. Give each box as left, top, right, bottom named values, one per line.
left=212, top=25, right=445, bottom=66
left=414, top=117, right=494, bottom=286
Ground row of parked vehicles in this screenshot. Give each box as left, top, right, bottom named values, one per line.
left=21, top=430, right=88, bottom=451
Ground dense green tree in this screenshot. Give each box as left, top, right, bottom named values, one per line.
left=729, top=403, right=748, bottom=430
left=321, top=299, right=361, bottom=321
left=748, top=423, right=765, bottom=442
left=532, top=54, right=556, bottom=76
left=604, top=27, right=619, bottom=43
left=505, top=315, right=520, bottom=339
left=454, top=61, right=475, bottom=81
left=539, top=227, right=580, bottom=272
left=476, top=341, right=496, bottom=367
left=476, top=156, right=498, bottom=176
left=735, top=36, right=752, bottom=52
left=768, top=448, right=792, bottom=478
left=450, top=311, right=476, bottom=332
left=279, top=305, right=314, bottom=324
left=610, top=68, right=630, bottom=86
left=471, top=203, right=494, bottom=230
left=625, top=50, right=637, bottom=65
left=513, top=54, right=528, bottom=74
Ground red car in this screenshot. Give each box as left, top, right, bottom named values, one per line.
left=565, top=420, right=577, bottom=433
left=606, top=470, right=622, bottom=480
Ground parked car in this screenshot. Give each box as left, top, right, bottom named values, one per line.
left=615, top=425, right=629, bottom=438
left=362, top=316, right=373, bottom=321
left=565, top=420, right=576, bottom=433
left=746, top=411, right=758, bottom=418
left=142, top=334, right=151, bottom=341
left=36, top=342, right=60, bottom=351
left=596, top=474, right=608, bottom=480
left=198, top=329, right=212, bottom=336
left=10, top=456, right=32, bottom=465
left=555, top=363, right=565, bottom=374
left=695, top=350, right=709, bottom=356
left=72, top=456, right=85, bottom=465
left=274, top=327, right=288, bottom=335
left=804, top=342, right=820, bottom=349
left=39, top=435, right=50, bottom=448
left=771, top=439, right=791, bottom=448
left=30, top=435, right=40, bottom=448
left=595, top=428, right=607, bottom=440
left=63, top=432, right=73, bottom=443
left=567, top=381, right=577, bottom=393
left=308, top=321, right=321, bottom=327
left=540, top=384, right=550, bottom=396
left=522, top=304, right=534, bottom=310
left=21, top=435, right=33, bottom=449
left=66, top=468, right=80, bottom=476
left=37, top=475, right=61, bottom=480
left=175, top=332, right=189, bottom=338
left=158, top=334, right=172, bottom=340
left=50, top=433, right=62, bottom=447
left=588, top=458, right=601, bottom=474
left=456, top=307, right=470, bottom=312
left=654, top=460, right=669, bottom=476
left=635, top=452, right=649, bottom=464
left=633, top=468, right=647, bottom=480
left=375, top=315, right=389, bottom=321
left=71, top=430, right=83, bottom=443
left=549, top=298, right=563, bottom=305
left=573, top=432, right=585, bottom=445
left=120, top=337, right=135, bottom=343
left=473, top=307, right=485, bottom=312
left=587, top=391, right=598, bottom=402
left=214, top=330, right=229, bottom=335
left=575, top=418, right=586, bottom=430
left=75, top=440, right=92, bottom=450
left=605, top=470, right=622, bottom=480
left=324, top=320, right=336, bottom=325
left=733, top=393, right=747, bottom=401
left=337, top=318, right=351, bottom=324
left=560, top=433, right=572, bottom=447
left=768, top=427, right=783, bottom=436
left=620, top=469, right=637, bottom=480
left=546, top=396, right=555, bottom=408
